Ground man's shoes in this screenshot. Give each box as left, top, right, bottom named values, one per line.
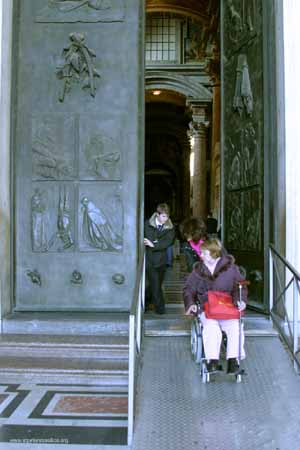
left=206, top=359, right=220, bottom=373
left=227, top=358, right=240, bottom=374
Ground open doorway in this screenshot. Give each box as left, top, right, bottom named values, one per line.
left=144, top=0, right=278, bottom=313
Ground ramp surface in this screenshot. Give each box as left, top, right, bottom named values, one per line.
left=133, top=336, right=300, bottom=450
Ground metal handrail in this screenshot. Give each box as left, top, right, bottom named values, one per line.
left=127, top=248, right=145, bottom=445
left=269, top=244, right=300, bottom=372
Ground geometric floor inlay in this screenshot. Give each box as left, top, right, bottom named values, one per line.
left=0, top=384, right=128, bottom=446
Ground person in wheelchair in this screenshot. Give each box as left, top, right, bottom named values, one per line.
left=183, top=238, right=247, bottom=374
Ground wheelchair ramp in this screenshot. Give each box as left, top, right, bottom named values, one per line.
left=133, top=336, right=300, bottom=450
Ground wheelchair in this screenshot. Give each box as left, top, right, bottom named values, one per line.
left=190, top=307, right=244, bottom=384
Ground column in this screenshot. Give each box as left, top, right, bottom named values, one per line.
left=188, top=104, right=209, bottom=219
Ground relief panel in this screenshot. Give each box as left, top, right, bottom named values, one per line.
left=79, top=116, right=122, bottom=180
left=226, top=188, right=261, bottom=252
left=31, top=184, right=75, bottom=253
left=226, top=121, right=260, bottom=190
left=32, top=115, right=76, bottom=180
left=78, top=184, right=123, bottom=252
left=222, top=1, right=264, bottom=309
left=223, top=0, right=262, bottom=57
left=56, top=33, right=101, bottom=103
left=36, top=0, right=126, bottom=23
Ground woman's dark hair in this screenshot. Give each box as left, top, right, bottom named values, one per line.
left=180, top=217, right=207, bottom=242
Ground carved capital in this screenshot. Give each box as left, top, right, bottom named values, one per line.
left=188, top=120, right=210, bottom=138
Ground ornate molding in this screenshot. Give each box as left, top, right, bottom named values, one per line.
left=145, top=72, right=212, bottom=102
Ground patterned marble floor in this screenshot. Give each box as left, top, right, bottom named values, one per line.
left=0, top=382, right=128, bottom=448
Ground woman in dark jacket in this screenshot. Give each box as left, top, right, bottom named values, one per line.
left=180, top=217, right=207, bottom=272
left=183, top=238, right=247, bottom=373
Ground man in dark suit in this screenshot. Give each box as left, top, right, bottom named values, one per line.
left=206, top=211, right=218, bottom=235
left=144, top=203, right=175, bottom=314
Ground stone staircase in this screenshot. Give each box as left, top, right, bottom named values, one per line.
left=0, top=312, right=130, bottom=386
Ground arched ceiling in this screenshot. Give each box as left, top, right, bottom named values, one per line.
left=145, top=89, right=186, bottom=107
left=146, top=0, right=211, bottom=23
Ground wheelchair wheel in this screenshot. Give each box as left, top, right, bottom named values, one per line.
left=201, top=366, right=210, bottom=383
left=236, top=374, right=242, bottom=383
left=190, top=317, right=202, bottom=363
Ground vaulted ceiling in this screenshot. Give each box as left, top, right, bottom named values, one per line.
left=146, top=0, right=219, bottom=25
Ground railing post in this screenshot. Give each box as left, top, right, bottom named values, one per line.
left=293, top=280, right=299, bottom=373
left=136, top=291, right=141, bottom=353
left=142, top=254, right=146, bottom=310
left=269, top=248, right=274, bottom=314
left=128, top=314, right=135, bottom=446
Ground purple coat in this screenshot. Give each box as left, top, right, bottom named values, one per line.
left=183, top=255, right=247, bottom=313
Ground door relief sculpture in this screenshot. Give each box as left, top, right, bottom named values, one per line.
left=14, top=0, right=143, bottom=310
left=222, top=0, right=265, bottom=309
left=56, top=33, right=101, bottom=102
left=36, top=0, right=126, bottom=23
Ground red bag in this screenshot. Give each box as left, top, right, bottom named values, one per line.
left=204, top=290, right=242, bottom=320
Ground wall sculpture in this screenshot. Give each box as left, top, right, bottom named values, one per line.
left=36, top=0, right=125, bottom=23
left=80, top=191, right=123, bottom=252
left=233, top=54, right=253, bottom=116
left=31, top=186, right=75, bottom=253
left=31, top=189, right=49, bottom=252
left=227, top=122, right=259, bottom=190
left=32, top=116, right=76, bottom=180
left=84, top=134, right=121, bottom=180
left=47, top=186, right=75, bottom=251
left=26, top=269, right=42, bottom=286
left=56, top=33, right=101, bottom=102
left=226, top=0, right=258, bottom=46
left=226, top=192, right=243, bottom=250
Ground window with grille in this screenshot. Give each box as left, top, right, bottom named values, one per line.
left=146, top=15, right=177, bottom=63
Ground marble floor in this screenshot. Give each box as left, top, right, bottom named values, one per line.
left=0, top=382, right=128, bottom=448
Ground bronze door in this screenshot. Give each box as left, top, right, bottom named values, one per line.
left=221, top=0, right=267, bottom=311
left=13, top=0, right=144, bottom=311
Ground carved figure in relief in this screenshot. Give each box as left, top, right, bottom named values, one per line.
left=227, top=0, right=243, bottom=43
left=227, top=124, right=258, bottom=190
left=31, top=189, right=49, bottom=252
left=227, top=0, right=255, bottom=43
left=56, top=33, right=101, bottom=102
left=32, top=133, right=73, bottom=179
left=227, top=139, right=241, bottom=189
left=36, top=0, right=124, bottom=23
left=71, top=270, right=83, bottom=285
left=233, top=54, right=253, bottom=117
left=228, top=205, right=243, bottom=248
left=243, top=124, right=259, bottom=186
left=81, top=197, right=122, bottom=251
left=26, top=269, right=42, bottom=286
left=48, top=186, right=74, bottom=251
left=49, top=0, right=111, bottom=12
left=85, top=134, right=120, bottom=179
left=245, top=212, right=260, bottom=250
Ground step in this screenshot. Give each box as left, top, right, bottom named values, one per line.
left=3, top=312, right=129, bottom=335
left=0, top=334, right=129, bottom=359
left=144, top=314, right=279, bottom=337
left=0, top=356, right=129, bottom=385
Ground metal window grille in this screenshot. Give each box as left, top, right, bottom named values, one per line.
left=146, top=16, right=177, bottom=62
